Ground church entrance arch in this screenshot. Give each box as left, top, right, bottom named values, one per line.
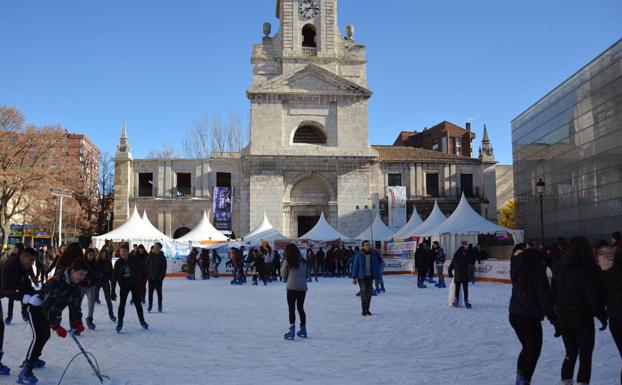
left=284, top=174, right=336, bottom=238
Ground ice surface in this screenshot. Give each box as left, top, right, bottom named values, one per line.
left=2, top=276, right=619, bottom=385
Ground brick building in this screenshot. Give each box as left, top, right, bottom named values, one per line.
left=394, top=121, right=476, bottom=157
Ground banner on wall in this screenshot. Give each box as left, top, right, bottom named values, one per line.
left=212, top=187, right=232, bottom=232
left=387, top=186, right=407, bottom=231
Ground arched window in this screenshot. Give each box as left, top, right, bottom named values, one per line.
left=293, top=123, right=327, bottom=145
left=302, top=24, right=317, bottom=48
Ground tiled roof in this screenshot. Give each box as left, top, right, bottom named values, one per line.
left=372, top=146, right=480, bottom=163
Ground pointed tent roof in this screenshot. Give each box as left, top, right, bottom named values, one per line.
left=355, top=214, right=394, bottom=241
left=386, top=205, right=424, bottom=240
left=140, top=210, right=170, bottom=239
left=243, top=213, right=288, bottom=243
left=421, top=194, right=510, bottom=236
left=400, top=201, right=447, bottom=239
left=93, top=206, right=169, bottom=242
left=299, top=212, right=348, bottom=241
left=176, top=211, right=228, bottom=243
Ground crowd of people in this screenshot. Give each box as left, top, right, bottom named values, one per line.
left=508, top=231, right=622, bottom=385
left=1, top=229, right=620, bottom=384
left=0, top=241, right=167, bottom=384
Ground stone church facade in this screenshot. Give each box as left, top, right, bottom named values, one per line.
left=113, top=0, right=498, bottom=239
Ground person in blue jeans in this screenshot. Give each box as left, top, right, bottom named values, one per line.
left=351, top=241, right=381, bottom=316
left=374, top=252, right=386, bottom=294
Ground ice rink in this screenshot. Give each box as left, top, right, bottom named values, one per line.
left=2, top=275, right=619, bottom=385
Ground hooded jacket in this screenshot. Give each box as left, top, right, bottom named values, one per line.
left=553, top=251, right=606, bottom=319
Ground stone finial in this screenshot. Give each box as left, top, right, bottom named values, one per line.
left=345, top=24, right=355, bottom=40
left=263, top=22, right=272, bottom=38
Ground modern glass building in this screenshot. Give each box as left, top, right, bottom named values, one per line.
left=512, top=39, right=622, bottom=243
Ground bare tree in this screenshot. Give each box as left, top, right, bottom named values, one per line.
left=147, top=144, right=177, bottom=159
left=0, top=106, right=65, bottom=248
left=180, top=113, right=248, bottom=158
left=182, top=114, right=211, bottom=159
left=95, top=152, right=114, bottom=234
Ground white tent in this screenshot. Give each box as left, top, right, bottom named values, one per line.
left=421, top=194, right=524, bottom=257
left=141, top=210, right=170, bottom=240
left=299, top=212, right=348, bottom=241
left=92, top=206, right=170, bottom=249
left=407, top=200, right=448, bottom=238
left=355, top=214, right=394, bottom=241
left=243, top=213, right=288, bottom=244
left=421, top=194, right=514, bottom=237
left=176, top=211, right=229, bottom=244
left=387, top=205, right=424, bottom=240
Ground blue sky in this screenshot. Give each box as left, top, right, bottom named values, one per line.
left=1, top=0, right=620, bottom=165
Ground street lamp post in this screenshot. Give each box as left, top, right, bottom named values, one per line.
left=480, top=197, right=490, bottom=219
left=536, top=178, right=546, bottom=246
left=50, top=188, right=73, bottom=248
left=105, top=211, right=111, bottom=233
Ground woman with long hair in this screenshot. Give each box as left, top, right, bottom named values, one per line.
left=134, top=245, right=149, bottom=303
left=281, top=244, right=308, bottom=340
left=598, top=240, right=622, bottom=384
left=80, top=248, right=99, bottom=330
left=508, top=245, right=556, bottom=385
left=554, top=236, right=607, bottom=385
left=96, top=248, right=116, bottom=322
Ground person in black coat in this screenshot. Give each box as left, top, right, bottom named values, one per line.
left=0, top=246, right=37, bottom=376
left=95, top=249, right=116, bottom=322
left=414, top=243, right=428, bottom=288
left=508, top=245, right=556, bottom=385
left=598, top=240, right=622, bottom=384
left=111, top=244, right=148, bottom=332
left=449, top=243, right=471, bottom=308
left=146, top=242, right=167, bottom=313
left=553, top=236, right=607, bottom=385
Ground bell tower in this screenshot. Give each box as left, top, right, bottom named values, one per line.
left=276, top=0, right=340, bottom=59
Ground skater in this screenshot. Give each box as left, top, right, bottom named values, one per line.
left=597, top=240, right=622, bottom=385
left=273, top=250, right=282, bottom=281
left=18, top=251, right=90, bottom=385
left=374, top=252, right=386, bottom=294
left=281, top=243, right=309, bottom=340
left=415, top=243, right=428, bottom=288
left=0, top=244, right=35, bottom=376
left=111, top=243, right=149, bottom=332
left=509, top=246, right=556, bottom=385
left=306, top=248, right=317, bottom=282
left=95, top=249, right=116, bottom=322
left=230, top=248, right=244, bottom=285
left=449, top=242, right=471, bottom=308
left=433, top=241, right=446, bottom=288
left=426, top=242, right=436, bottom=284
left=186, top=248, right=198, bottom=280
left=134, top=245, right=149, bottom=304
left=146, top=242, right=167, bottom=312
left=554, top=236, right=606, bottom=385
left=80, top=248, right=99, bottom=330
left=211, top=249, right=222, bottom=278
left=252, top=248, right=267, bottom=286
left=316, top=247, right=325, bottom=278
left=466, top=244, right=480, bottom=284
left=352, top=240, right=381, bottom=316
left=262, top=241, right=274, bottom=282
left=35, top=245, right=51, bottom=284
left=199, top=249, right=210, bottom=280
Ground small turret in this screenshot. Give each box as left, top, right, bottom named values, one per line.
left=479, top=124, right=495, bottom=162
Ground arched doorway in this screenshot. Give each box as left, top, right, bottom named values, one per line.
left=285, top=174, right=336, bottom=238
left=173, top=227, right=191, bottom=239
